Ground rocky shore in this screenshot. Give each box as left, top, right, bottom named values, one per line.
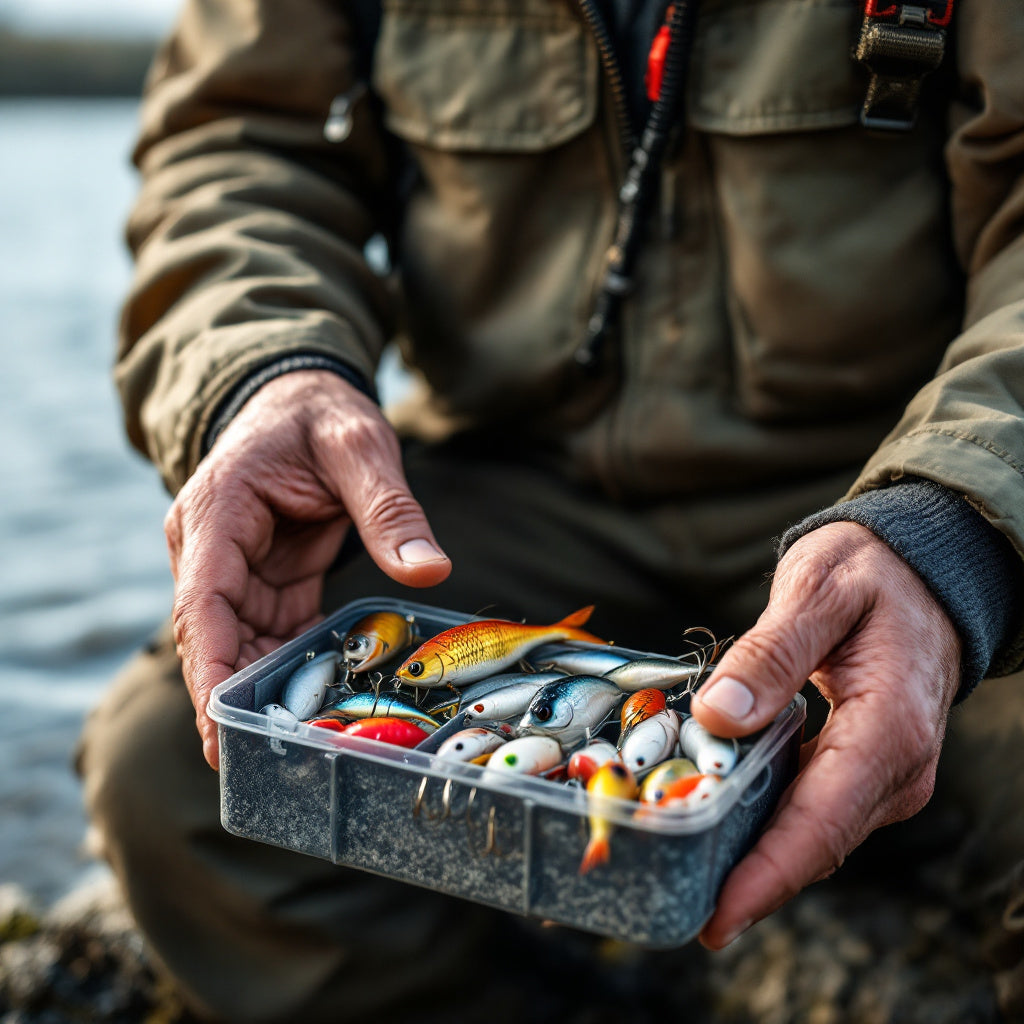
left=0, top=866, right=1006, bottom=1023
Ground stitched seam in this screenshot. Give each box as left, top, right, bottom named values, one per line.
left=901, top=427, right=1024, bottom=478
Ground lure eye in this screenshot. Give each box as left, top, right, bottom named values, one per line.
left=406, top=661, right=424, bottom=678
left=504, top=753, right=518, bottom=767
left=473, top=704, right=485, bottom=714
left=454, top=742, right=464, bottom=751
left=533, top=703, right=552, bottom=722
left=344, top=637, right=361, bottom=651
left=636, top=757, right=646, bottom=767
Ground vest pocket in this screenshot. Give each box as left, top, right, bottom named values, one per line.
left=372, top=0, right=598, bottom=153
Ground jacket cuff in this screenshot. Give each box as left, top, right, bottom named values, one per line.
left=201, top=353, right=378, bottom=456
left=777, top=479, right=1023, bottom=700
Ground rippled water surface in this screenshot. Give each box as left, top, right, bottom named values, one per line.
left=0, top=98, right=174, bottom=903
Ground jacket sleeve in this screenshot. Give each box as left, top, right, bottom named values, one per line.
left=115, top=0, right=396, bottom=494
left=847, top=3, right=1024, bottom=675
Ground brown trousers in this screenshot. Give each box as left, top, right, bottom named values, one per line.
left=78, top=443, right=1024, bottom=1021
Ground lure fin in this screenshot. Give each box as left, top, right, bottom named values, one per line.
left=556, top=605, right=595, bottom=629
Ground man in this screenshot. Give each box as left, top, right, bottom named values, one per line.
left=80, top=0, right=1024, bottom=1019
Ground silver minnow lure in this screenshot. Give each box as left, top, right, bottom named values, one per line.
left=617, top=708, right=682, bottom=775
left=318, top=691, right=440, bottom=732
left=678, top=715, right=739, bottom=776
left=518, top=675, right=624, bottom=747
left=280, top=651, right=340, bottom=719
left=603, top=657, right=704, bottom=693
left=422, top=670, right=565, bottom=717
left=462, top=678, right=563, bottom=723
left=528, top=644, right=631, bottom=676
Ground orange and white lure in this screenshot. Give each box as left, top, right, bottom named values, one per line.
left=394, top=606, right=607, bottom=690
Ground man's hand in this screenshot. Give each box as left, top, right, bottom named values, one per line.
left=692, top=521, right=961, bottom=948
left=164, top=370, right=450, bottom=769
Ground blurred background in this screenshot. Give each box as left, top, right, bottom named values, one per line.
left=0, top=0, right=409, bottom=921
left=0, top=0, right=179, bottom=910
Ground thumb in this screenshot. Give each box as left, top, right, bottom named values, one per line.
left=324, top=419, right=451, bottom=588
left=692, top=540, right=864, bottom=738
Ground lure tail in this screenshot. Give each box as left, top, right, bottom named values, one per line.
left=579, top=832, right=611, bottom=875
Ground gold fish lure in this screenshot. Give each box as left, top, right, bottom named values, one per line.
left=394, top=606, right=607, bottom=690
left=336, top=611, right=416, bottom=673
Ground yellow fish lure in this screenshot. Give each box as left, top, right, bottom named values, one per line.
left=393, top=606, right=607, bottom=690
left=579, top=759, right=639, bottom=875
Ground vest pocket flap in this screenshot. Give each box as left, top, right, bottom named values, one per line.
left=689, top=0, right=864, bottom=134
left=373, top=3, right=598, bottom=152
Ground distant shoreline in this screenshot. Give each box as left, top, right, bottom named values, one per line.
left=0, top=28, right=157, bottom=97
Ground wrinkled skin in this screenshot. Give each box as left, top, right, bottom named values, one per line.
left=167, top=371, right=960, bottom=939
left=692, top=521, right=961, bottom=948
left=164, top=371, right=451, bottom=769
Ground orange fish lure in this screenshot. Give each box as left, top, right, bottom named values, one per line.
left=619, top=687, right=667, bottom=733
left=394, top=606, right=608, bottom=689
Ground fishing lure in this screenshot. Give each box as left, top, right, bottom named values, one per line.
left=462, top=678, right=560, bottom=724
left=619, top=688, right=667, bottom=732
left=393, top=607, right=607, bottom=689
left=566, top=739, right=620, bottom=785
left=318, top=691, right=440, bottom=732
left=638, top=757, right=700, bottom=804
left=678, top=715, right=738, bottom=776
left=528, top=644, right=631, bottom=676
left=436, top=726, right=510, bottom=763
left=603, top=656, right=705, bottom=693
left=617, top=708, right=682, bottom=776
left=260, top=703, right=299, bottom=726
left=332, top=716, right=431, bottom=748
left=654, top=773, right=722, bottom=811
left=518, top=675, right=623, bottom=748
left=280, top=651, right=340, bottom=719
left=335, top=610, right=416, bottom=673
left=579, top=760, right=638, bottom=875
left=485, top=735, right=564, bottom=775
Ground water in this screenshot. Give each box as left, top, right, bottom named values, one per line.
left=0, top=98, right=407, bottom=905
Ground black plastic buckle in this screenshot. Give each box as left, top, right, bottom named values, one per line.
left=856, top=3, right=951, bottom=132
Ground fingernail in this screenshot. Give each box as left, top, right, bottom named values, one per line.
left=398, top=538, right=447, bottom=565
left=699, top=676, right=754, bottom=721
left=721, top=919, right=753, bottom=947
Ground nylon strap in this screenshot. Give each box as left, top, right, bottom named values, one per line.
left=856, top=1, right=955, bottom=132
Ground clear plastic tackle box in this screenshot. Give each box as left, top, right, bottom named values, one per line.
left=208, top=597, right=805, bottom=948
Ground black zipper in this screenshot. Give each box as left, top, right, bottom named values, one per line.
left=574, top=0, right=637, bottom=156
left=574, top=0, right=699, bottom=372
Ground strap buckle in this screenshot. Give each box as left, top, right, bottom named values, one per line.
left=856, top=2, right=952, bottom=132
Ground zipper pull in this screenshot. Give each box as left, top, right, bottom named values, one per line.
left=645, top=5, right=675, bottom=102
left=324, top=81, right=368, bottom=143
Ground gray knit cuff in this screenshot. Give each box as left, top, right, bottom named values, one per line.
left=778, top=480, right=1022, bottom=700
left=202, top=353, right=377, bottom=456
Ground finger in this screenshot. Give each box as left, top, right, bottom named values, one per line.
left=316, top=415, right=451, bottom=587
left=173, top=585, right=241, bottom=771
left=692, top=554, right=865, bottom=738
left=172, top=488, right=271, bottom=769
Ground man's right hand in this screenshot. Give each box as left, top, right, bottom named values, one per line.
left=163, top=370, right=451, bottom=769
